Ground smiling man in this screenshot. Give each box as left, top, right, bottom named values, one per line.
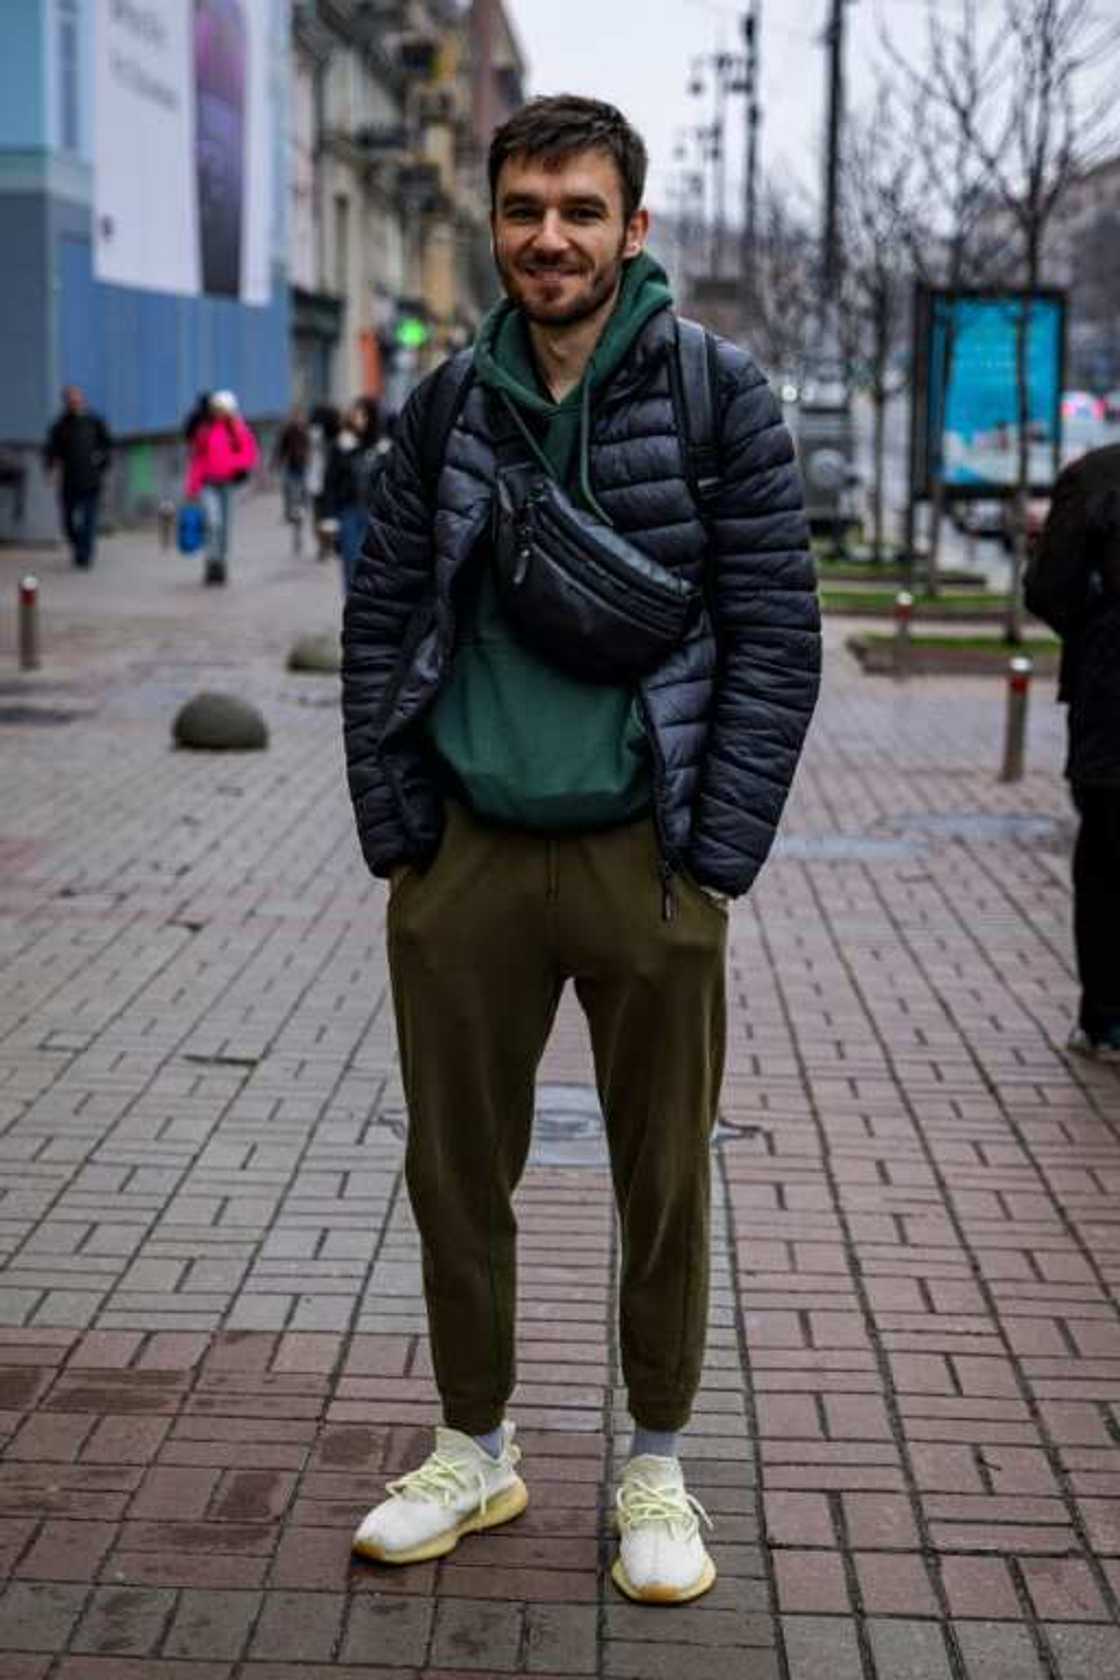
left=342, top=96, right=820, bottom=1604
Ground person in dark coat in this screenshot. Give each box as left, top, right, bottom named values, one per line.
left=342, top=96, right=820, bottom=1601
left=1025, top=443, right=1120, bottom=1059
left=43, top=387, right=112, bottom=569
left=320, top=398, right=390, bottom=591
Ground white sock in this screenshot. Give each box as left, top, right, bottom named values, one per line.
left=630, top=1426, right=680, bottom=1460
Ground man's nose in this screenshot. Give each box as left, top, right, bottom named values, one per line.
left=532, top=212, right=568, bottom=252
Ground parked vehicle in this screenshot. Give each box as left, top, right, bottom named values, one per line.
left=1000, top=495, right=1050, bottom=553
left=1062, top=390, right=1104, bottom=422
left=953, top=499, right=1004, bottom=538
left=1101, top=390, right=1120, bottom=422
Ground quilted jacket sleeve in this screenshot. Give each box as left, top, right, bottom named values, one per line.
left=341, top=378, right=436, bottom=877
left=688, top=347, right=821, bottom=897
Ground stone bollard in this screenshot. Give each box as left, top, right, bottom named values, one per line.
left=893, top=590, right=914, bottom=681
left=286, top=631, right=341, bottom=674
left=172, top=692, right=268, bottom=751
left=18, top=575, right=41, bottom=671
left=998, top=655, right=1033, bottom=784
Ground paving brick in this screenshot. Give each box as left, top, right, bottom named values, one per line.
left=161, top=1590, right=261, bottom=1660
left=14, top=1519, right=118, bottom=1582
left=71, top=1588, right=176, bottom=1656
left=522, top=1603, right=597, bottom=1675
left=1043, top=1623, right=1120, bottom=1680
left=0, top=1583, right=87, bottom=1650
left=867, top=1619, right=953, bottom=1680
left=782, top=1616, right=864, bottom=1680
left=340, top=1596, right=433, bottom=1667
left=938, top=1556, right=1021, bottom=1620
left=249, top=1592, right=345, bottom=1662
left=954, top=1621, right=1047, bottom=1680
left=1020, top=1557, right=1111, bottom=1621
left=855, top=1551, right=939, bottom=1616
left=774, top=1550, right=849, bottom=1614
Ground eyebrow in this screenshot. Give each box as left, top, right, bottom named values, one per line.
left=499, top=192, right=610, bottom=214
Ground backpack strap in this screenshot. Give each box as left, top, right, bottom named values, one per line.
left=671, top=317, right=722, bottom=505
left=420, top=348, right=476, bottom=497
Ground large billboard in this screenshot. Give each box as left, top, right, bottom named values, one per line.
left=93, top=0, right=271, bottom=304
left=910, top=288, right=1066, bottom=500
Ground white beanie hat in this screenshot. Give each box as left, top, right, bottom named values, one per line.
left=211, top=389, right=239, bottom=415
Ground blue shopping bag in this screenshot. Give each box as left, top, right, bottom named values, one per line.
left=177, top=501, right=206, bottom=554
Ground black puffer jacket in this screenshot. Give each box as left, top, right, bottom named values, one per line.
left=341, top=310, right=820, bottom=898
left=1025, top=443, right=1120, bottom=787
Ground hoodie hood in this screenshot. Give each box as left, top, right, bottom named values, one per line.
left=473, top=251, right=673, bottom=516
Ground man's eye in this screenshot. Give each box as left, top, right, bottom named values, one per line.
left=505, top=207, right=537, bottom=221
left=568, top=209, right=600, bottom=222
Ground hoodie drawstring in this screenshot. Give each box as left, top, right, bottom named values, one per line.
left=497, top=386, right=615, bottom=528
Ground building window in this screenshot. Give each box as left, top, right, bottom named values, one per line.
left=58, top=1, right=79, bottom=152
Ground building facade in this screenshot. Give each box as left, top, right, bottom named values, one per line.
left=285, top=0, right=525, bottom=420
left=0, top=0, right=292, bottom=542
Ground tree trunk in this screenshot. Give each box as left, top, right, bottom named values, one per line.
left=871, top=384, right=886, bottom=564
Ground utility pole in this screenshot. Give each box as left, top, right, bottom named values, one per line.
left=741, top=1, right=761, bottom=290
left=821, top=0, right=850, bottom=311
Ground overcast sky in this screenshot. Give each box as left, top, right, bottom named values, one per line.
left=508, top=0, right=972, bottom=226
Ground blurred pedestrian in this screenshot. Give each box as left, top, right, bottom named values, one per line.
left=307, top=403, right=340, bottom=562
left=183, top=390, right=259, bottom=585
left=43, top=386, right=113, bottom=570
left=343, top=96, right=819, bottom=1602
left=183, top=391, right=211, bottom=445
left=274, top=404, right=310, bottom=529
left=321, top=398, right=390, bottom=591
left=1026, top=442, right=1120, bottom=1060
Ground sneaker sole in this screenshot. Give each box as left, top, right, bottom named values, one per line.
left=610, top=1552, right=717, bottom=1605
left=351, top=1475, right=529, bottom=1566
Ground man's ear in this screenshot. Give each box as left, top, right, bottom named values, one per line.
left=623, top=207, right=651, bottom=260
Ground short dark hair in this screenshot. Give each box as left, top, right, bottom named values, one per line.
left=488, top=96, right=648, bottom=224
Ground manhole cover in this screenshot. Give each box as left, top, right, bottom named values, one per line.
left=776, top=835, right=921, bottom=862
left=878, top=811, right=1065, bottom=846
left=0, top=705, right=87, bottom=727
left=530, top=1085, right=758, bottom=1168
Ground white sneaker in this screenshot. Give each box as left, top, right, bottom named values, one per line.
left=352, top=1422, right=528, bottom=1565
left=611, top=1455, right=716, bottom=1604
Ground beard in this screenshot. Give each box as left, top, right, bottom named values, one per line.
left=494, top=235, right=627, bottom=328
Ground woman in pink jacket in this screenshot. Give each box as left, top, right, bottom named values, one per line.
left=184, top=389, right=259, bottom=585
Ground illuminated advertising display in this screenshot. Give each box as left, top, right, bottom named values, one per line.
left=93, top=0, right=271, bottom=304
left=910, top=288, right=1066, bottom=499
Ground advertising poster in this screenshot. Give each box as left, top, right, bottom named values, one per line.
left=93, top=0, right=271, bottom=304
left=910, top=288, right=1066, bottom=499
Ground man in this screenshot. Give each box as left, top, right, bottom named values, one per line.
left=342, top=96, right=820, bottom=1603
left=1025, top=443, right=1120, bottom=1059
left=44, top=387, right=112, bottom=569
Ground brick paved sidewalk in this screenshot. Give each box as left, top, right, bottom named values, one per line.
left=1, top=501, right=1118, bottom=1679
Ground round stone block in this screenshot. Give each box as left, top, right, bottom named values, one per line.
left=286, top=631, right=341, bottom=674
left=172, top=692, right=268, bottom=751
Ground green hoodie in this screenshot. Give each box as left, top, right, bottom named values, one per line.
left=426, top=252, right=674, bottom=831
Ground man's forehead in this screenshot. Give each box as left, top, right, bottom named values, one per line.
left=496, top=149, right=624, bottom=206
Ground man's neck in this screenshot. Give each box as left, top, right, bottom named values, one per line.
left=526, top=283, right=621, bottom=403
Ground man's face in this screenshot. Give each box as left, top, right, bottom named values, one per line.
left=63, top=387, right=84, bottom=414
left=492, top=148, right=649, bottom=329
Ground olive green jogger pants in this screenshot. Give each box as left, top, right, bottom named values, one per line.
left=387, top=802, right=727, bottom=1435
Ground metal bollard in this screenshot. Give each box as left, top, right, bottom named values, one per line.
left=999, top=655, right=1033, bottom=783
left=18, top=575, right=40, bottom=671
left=157, top=499, right=176, bottom=549
left=893, top=590, right=914, bottom=680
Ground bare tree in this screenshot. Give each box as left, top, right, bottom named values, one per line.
left=886, top=0, right=1120, bottom=639
left=743, top=181, right=818, bottom=383
left=840, top=85, right=925, bottom=564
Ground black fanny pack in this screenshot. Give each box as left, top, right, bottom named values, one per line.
left=493, top=466, right=699, bottom=685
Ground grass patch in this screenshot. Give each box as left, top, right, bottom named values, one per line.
left=859, top=632, right=1059, bottom=653
left=821, top=589, right=1007, bottom=614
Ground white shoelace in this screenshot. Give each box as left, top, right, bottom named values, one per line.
left=385, top=1441, right=519, bottom=1516
left=616, top=1475, right=713, bottom=1540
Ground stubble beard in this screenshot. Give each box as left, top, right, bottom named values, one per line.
left=495, top=237, right=627, bottom=329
